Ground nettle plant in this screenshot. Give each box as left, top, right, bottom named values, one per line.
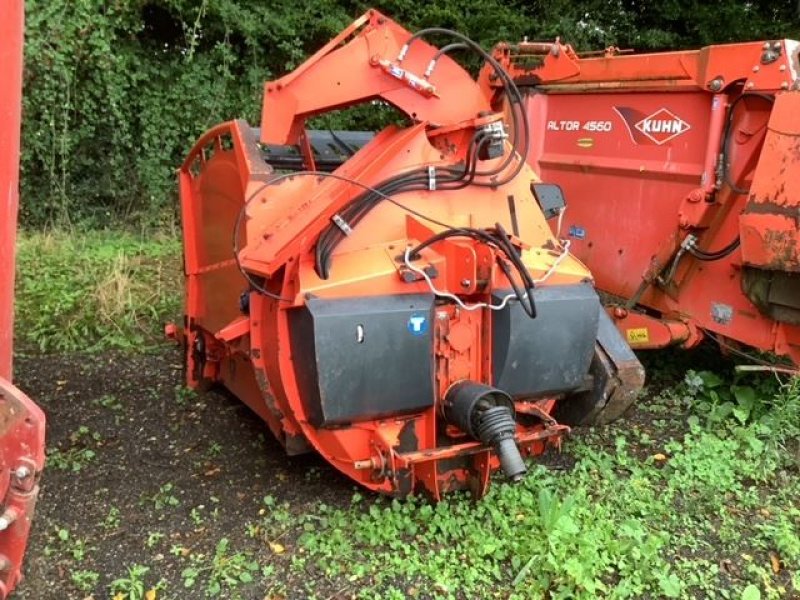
left=681, top=369, right=800, bottom=468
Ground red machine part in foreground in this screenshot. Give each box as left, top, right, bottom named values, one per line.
left=487, top=39, right=800, bottom=365
left=0, top=1, right=47, bottom=598
left=172, top=11, right=643, bottom=499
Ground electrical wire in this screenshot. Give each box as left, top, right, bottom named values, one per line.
left=311, top=27, right=535, bottom=277
left=233, top=169, right=467, bottom=298
left=398, top=27, right=530, bottom=184
left=314, top=132, right=492, bottom=277
left=678, top=93, right=774, bottom=264
left=404, top=223, right=535, bottom=316
left=425, top=43, right=469, bottom=78
left=403, top=239, right=571, bottom=313
left=238, top=27, right=537, bottom=295
left=555, top=206, right=566, bottom=239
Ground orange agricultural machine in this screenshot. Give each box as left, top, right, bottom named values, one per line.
left=172, top=10, right=644, bottom=500
left=0, top=2, right=47, bottom=598
left=486, top=38, right=800, bottom=366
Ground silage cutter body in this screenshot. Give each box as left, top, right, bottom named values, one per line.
left=172, top=10, right=643, bottom=499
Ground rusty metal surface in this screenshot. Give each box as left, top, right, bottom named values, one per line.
left=0, top=378, right=45, bottom=599
left=508, top=37, right=800, bottom=364
left=555, top=308, right=646, bottom=426
left=741, top=91, right=800, bottom=272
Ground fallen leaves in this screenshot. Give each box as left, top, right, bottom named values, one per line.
left=769, top=551, right=781, bottom=574
left=268, top=541, right=285, bottom=555
left=203, top=466, right=221, bottom=477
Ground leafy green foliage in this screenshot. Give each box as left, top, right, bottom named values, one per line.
left=238, top=371, right=800, bottom=599
left=70, top=569, right=100, bottom=593
left=21, top=1, right=799, bottom=227
left=46, top=426, right=102, bottom=472
left=145, top=483, right=181, bottom=511
left=181, top=537, right=259, bottom=597
left=15, top=230, right=181, bottom=352
left=109, top=564, right=163, bottom=600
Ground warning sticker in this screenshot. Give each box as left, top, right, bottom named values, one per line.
left=626, top=328, right=649, bottom=344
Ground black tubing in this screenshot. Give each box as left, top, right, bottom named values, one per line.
left=476, top=405, right=526, bottom=481
left=442, top=381, right=526, bottom=481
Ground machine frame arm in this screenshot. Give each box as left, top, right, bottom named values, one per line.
left=259, top=9, right=491, bottom=146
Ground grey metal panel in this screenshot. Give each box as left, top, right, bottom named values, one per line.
left=554, top=307, right=646, bottom=425
left=491, top=284, right=599, bottom=396
left=254, top=127, right=375, bottom=172
left=288, top=294, right=435, bottom=427
left=596, top=306, right=638, bottom=363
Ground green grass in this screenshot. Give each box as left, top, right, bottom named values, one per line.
left=13, top=229, right=800, bottom=599
left=243, top=373, right=800, bottom=600
left=15, top=230, right=182, bottom=352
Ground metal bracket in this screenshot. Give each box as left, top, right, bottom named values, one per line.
left=331, top=214, right=353, bottom=236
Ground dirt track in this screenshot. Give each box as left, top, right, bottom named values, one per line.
left=13, top=347, right=353, bottom=599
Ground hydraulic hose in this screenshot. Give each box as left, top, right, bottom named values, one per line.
left=721, top=92, right=774, bottom=195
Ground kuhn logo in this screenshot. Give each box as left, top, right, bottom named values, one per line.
left=614, top=107, right=691, bottom=145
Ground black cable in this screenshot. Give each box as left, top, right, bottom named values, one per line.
left=315, top=132, right=492, bottom=277
left=407, top=225, right=537, bottom=318
left=428, top=43, right=469, bottom=69
left=232, top=177, right=295, bottom=301
left=234, top=169, right=467, bottom=293
left=312, top=26, right=536, bottom=276
left=399, top=27, right=530, bottom=185
left=681, top=93, right=774, bottom=264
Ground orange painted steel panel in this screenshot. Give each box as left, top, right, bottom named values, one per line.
left=501, top=38, right=800, bottom=364
left=174, top=11, right=614, bottom=499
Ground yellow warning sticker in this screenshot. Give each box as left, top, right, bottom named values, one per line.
left=626, top=327, right=649, bottom=344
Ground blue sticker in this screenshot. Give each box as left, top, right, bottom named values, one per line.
left=407, top=313, right=429, bottom=336
left=568, top=224, right=586, bottom=240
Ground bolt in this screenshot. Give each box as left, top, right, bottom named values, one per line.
left=461, top=279, right=471, bottom=288
left=0, top=509, right=18, bottom=532
left=780, top=65, right=786, bottom=72
left=436, top=312, right=448, bottom=321
left=13, top=466, right=30, bottom=481
left=753, top=65, right=760, bottom=72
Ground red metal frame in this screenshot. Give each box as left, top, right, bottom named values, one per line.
left=0, top=2, right=25, bottom=380
left=173, top=10, right=597, bottom=499
left=0, top=2, right=46, bottom=597
left=487, top=39, right=800, bottom=364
